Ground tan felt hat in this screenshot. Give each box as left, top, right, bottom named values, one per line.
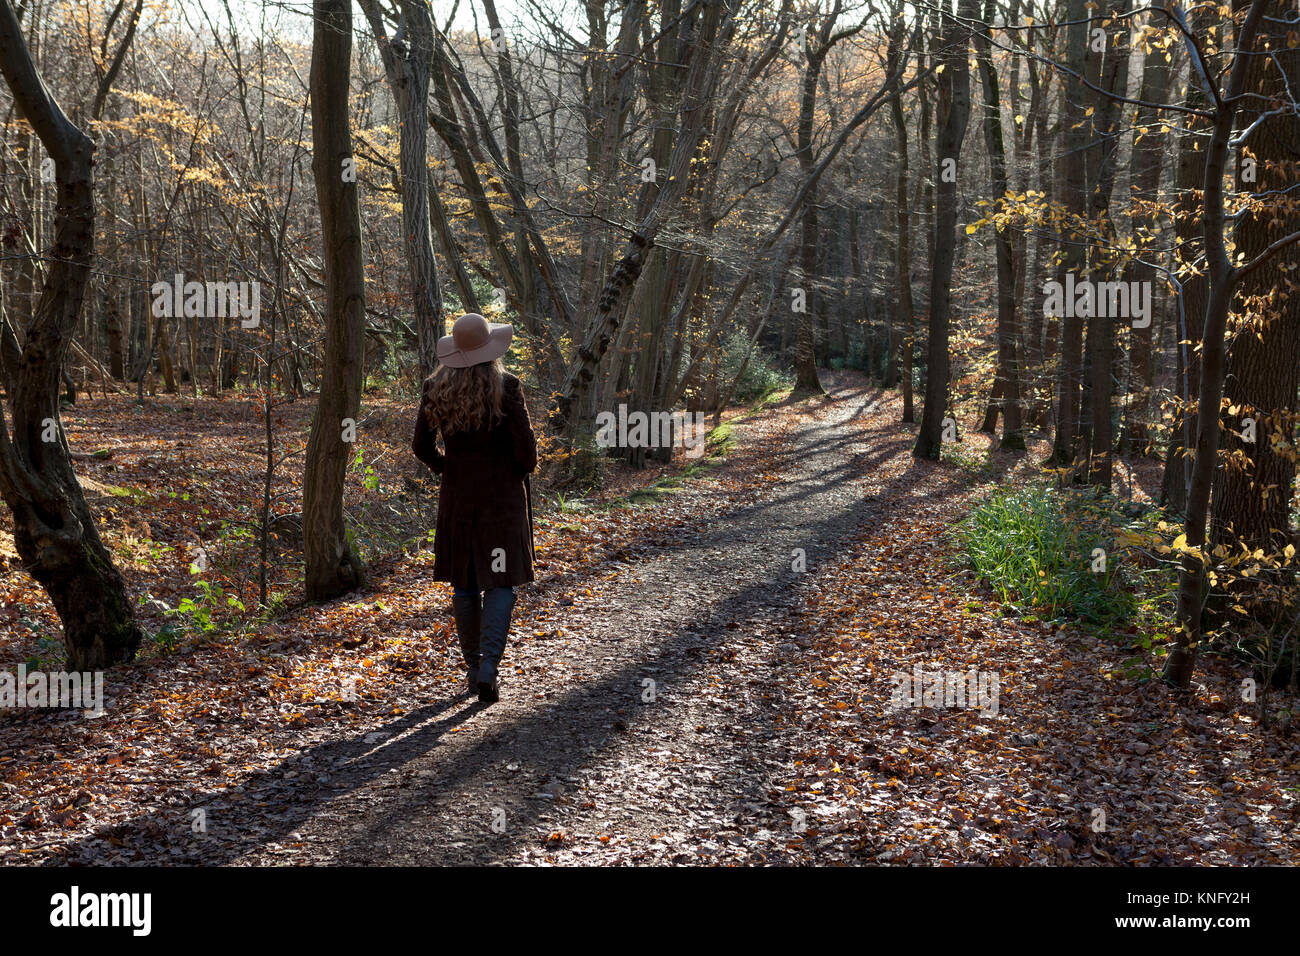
left=436, top=313, right=513, bottom=368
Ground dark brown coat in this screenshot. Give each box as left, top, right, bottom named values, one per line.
left=412, top=372, right=537, bottom=590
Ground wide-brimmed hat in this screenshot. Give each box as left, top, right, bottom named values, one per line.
left=436, top=313, right=512, bottom=368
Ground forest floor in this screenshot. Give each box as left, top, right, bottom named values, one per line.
left=2, top=370, right=1298, bottom=865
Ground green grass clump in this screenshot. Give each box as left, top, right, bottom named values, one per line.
left=954, top=481, right=1146, bottom=630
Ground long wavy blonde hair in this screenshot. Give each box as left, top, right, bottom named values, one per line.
left=423, top=359, right=505, bottom=435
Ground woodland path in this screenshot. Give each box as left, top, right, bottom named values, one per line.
left=191, top=374, right=885, bottom=865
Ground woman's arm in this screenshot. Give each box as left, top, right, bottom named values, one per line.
left=411, top=407, right=445, bottom=474
left=504, top=375, right=537, bottom=474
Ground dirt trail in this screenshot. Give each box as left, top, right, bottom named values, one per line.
left=185, top=375, right=884, bottom=865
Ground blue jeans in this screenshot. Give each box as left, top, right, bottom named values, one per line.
left=452, top=585, right=516, bottom=647
left=453, top=564, right=515, bottom=683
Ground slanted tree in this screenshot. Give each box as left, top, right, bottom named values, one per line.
left=0, top=0, right=144, bottom=668
left=549, top=0, right=727, bottom=436
left=427, top=23, right=569, bottom=380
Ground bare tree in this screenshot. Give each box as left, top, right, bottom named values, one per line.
left=302, top=0, right=367, bottom=601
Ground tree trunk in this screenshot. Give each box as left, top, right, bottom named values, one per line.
left=1048, top=0, right=1090, bottom=470
left=105, top=295, right=126, bottom=378
left=573, top=1, right=641, bottom=342
left=1080, top=0, right=1129, bottom=488
left=1120, top=12, right=1174, bottom=456
left=1160, top=2, right=1216, bottom=512
left=914, top=0, right=975, bottom=459
left=792, top=8, right=849, bottom=397
left=158, top=317, right=177, bottom=393
left=1209, top=5, right=1300, bottom=556
left=303, top=0, right=366, bottom=602
left=626, top=0, right=684, bottom=466
left=358, top=0, right=444, bottom=381
left=1024, top=57, right=1056, bottom=424
left=974, top=0, right=1023, bottom=450
left=888, top=18, right=914, bottom=409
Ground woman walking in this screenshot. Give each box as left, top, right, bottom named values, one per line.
left=412, top=313, right=537, bottom=703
